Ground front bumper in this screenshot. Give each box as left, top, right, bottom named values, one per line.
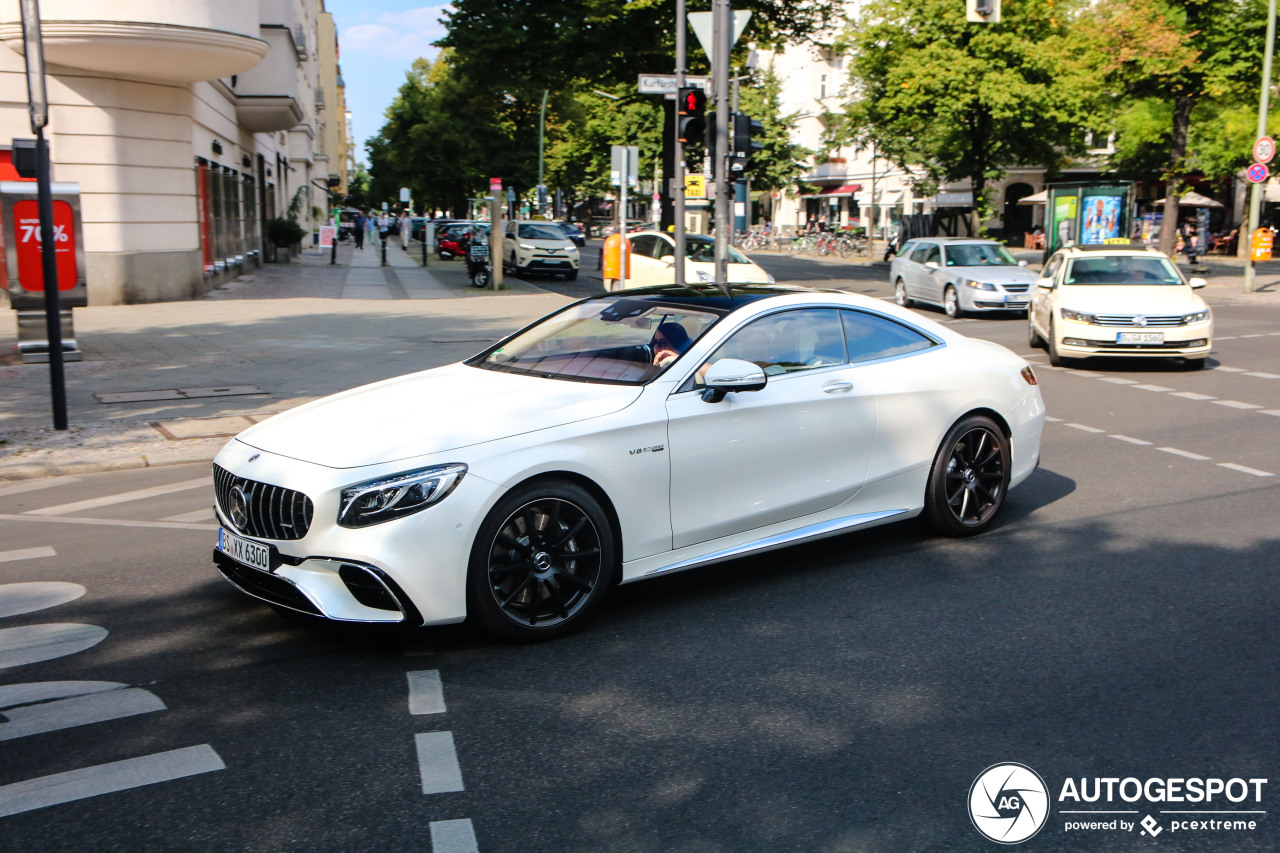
left=959, top=287, right=1031, bottom=312
left=1055, top=319, right=1213, bottom=358
left=516, top=251, right=579, bottom=271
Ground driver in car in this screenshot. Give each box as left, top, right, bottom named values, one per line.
left=652, top=322, right=692, bottom=367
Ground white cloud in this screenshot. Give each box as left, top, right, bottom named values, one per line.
left=341, top=5, right=451, bottom=60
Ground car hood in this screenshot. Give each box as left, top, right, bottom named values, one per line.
left=1057, top=284, right=1205, bottom=315
left=235, top=363, right=643, bottom=468
left=948, top=266, right=1037, bottom=285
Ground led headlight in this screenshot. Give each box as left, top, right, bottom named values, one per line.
left=766, top=273, right=776, bottom=283
left=962, top=279, right=997, bottom=291
left=519, top=243, right=537, bottom=250
left=1059, top=308, right=1096, bottom=324
left=339, top=463, right=467, bottom=528
left=1183, top=310, right=1209, bottom=324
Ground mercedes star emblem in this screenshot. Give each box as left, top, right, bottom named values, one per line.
left=229, top=485, right=250, bottom=531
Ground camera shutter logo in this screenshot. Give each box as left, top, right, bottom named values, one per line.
left=969, top=763, right=1050, bottom=844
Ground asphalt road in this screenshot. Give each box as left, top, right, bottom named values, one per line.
left=2, top=260, right=1278, bottom=852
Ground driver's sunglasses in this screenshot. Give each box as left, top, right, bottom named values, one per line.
left=654, top=336, right=670, bottom=348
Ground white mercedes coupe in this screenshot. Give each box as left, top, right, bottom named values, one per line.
left=212, top=286, right=1045, bottom=641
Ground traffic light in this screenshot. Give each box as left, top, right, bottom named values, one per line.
left=730, top=112, right=764, bottom=174
left=966, top=0, right=1001, bottom=22
left=677, top=87, right=707, bottom=146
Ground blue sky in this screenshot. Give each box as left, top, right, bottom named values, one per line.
left=326, top=1, right=451, bottom=165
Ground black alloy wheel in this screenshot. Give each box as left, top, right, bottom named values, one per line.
left=469, top=481, right=614, bottom=641
left=924, top=415, right=1010, bottom=537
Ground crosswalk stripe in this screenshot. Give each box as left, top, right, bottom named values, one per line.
left=0, top=688, right=165, bottom=742
left=24, top=478, right=210, bottom=517
left=0, top=513, right=218, bottom=532
left=0, top=477, right=80, bottom=498
left=0, top=547, right=56, bottom=564
left=0, top=744, right=225, bottom=818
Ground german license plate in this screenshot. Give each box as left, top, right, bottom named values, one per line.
left=1117, top=332, right=1164, bottom=344
left=218, top=528, right=273, bottom=572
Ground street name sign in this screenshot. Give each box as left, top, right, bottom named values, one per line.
left=638, top=75, right=709, bottom=95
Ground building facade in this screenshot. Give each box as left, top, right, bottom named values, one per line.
left=0, top=0, right=347, bottom=307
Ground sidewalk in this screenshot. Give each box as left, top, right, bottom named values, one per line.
left=0, top=239, right=567, bottom=480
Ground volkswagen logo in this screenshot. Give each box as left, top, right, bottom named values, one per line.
left=228, top=486, right=250, bottom=531
left=1133, top=315, right=1148, bottom=327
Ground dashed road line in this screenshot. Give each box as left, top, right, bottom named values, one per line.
left=1240, top=334, right=1267, bottom=338
left=161, top=508, right=215, bottom=523
left=1066, top=423, right=1105, bottom=433
left=1213, top=366, right=1247, bottom=373
left=1217, top=463, right=1274, bottom=477
left=24, top=477, right=210, bottom=517
left=0, top=744, right=225, bottom=818
left=0, top=546, right=56, bottom=564
left=408, top=670, right=446, bottom=715
left=431, top=819, right=480, bottom=853
left=1263, top=410, right=1280, bottom=417
left=1244, top=372, right=1280, bottom=379
left=415, top=731, right=465, bottom=794
left=1214, top=400, right=1263, bottom=410
left=1044, top=416, right=1063, bottom=422
left=1132, top=384, right=1173, bottom=392
left=0, top=513, right=219, bottom=532
left=1169, top=391, right=1217, bottom=401
left=1097, top=377, right=1138, bottom=385
left=1109, top=435, right=1153, bottom=446
left=1158, top=447, right=1212, bottom=461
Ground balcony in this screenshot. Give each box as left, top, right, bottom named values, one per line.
left=0, top=1, right=267, bottom=84
left=231, top=26, right=303, bottom=133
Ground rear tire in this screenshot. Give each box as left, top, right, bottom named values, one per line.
left=467, top=480, right=615, bottom=642
left=924, top=415, right=1010, bottom=537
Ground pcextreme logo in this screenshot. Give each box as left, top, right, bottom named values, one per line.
left=969, top=763, right=1050, bottom=844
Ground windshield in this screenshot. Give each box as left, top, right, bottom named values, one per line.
left=1065, top=256, right=1183, bottom=285
left=472, top=297, right=720, bottom=384
left=518, top=224, right=568, bottom=241
left=685, top=235, right=751, bottom=264
left=945, top=244, right=1017, bottom=267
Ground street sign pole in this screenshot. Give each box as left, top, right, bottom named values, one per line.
left=1244, top=0, right=1276, bottom=294
left=712, top=0, right=732, bottom=295
left=673, top=0, right=687, bottom=287
left=20, top=0, right=66, bottom=430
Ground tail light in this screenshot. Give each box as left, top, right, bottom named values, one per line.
left=1021, top=365, right=1038, bottom=386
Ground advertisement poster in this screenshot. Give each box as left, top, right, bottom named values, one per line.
left=1081, top=195, right=1122, bottom=244
left=1052, top=195, right=1078, bottom=249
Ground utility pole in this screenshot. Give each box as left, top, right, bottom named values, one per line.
left=712, top=0, right=732, bottom=294
left=1244, top=0, right=1276, bottom=294
left=673, top=0, right=687, bottom=287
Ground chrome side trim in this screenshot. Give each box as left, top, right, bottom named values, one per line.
left=644, top=508, right=910, bottom=577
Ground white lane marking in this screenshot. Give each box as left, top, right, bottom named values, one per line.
left=1065, top=423, right=1105, bottom=433
left=1170, top=391, right=1217, bottom=401
left=1216, top=335, right=1237, bottom=340
left=1240, top=334, right=1267, bottom=338
left=1244, top=372, right=1280, bottom=379
left=1110, top=435, right=1153, bottom=446
left=0, top=582, right=83, bottom=619
left=0, top=681, right=124, bottom=708
left=1214, top=400, right=1263, bottom=410
left=1217, top=463, right=1275, bottom=478
left=0, top=477, right=81, bottom=498
left=161, top=508, right=215, bottom=523
left=1214, top=366, right=1247, bottom=373
left=0, top=624, right=108, bottom=670
left=1132, top=384, right=1173, bottom=392
left=1158, top=447, right=1212, bottom=461
left=1097, top=377, right=1138, bottom=385
left=408, top=670, right=446, bottom=716
left=0, top=688, right=165, bottom=742
left=24, top=477, right=210, bottom=517
left=0, top=744, right=225, bottom=818
left=1044, top=416, right=1063, bottom=422
left=0, top=513, right=219, bottom=532
left=1262, top=410, right=1280, bottom=417
left=431, top=819, right=480, bottom=853
left=1068, top=371, right=1103, bottom=378
left=0, top=547, right=56, bottom=564
left=415, top=731, right=465, bottom=794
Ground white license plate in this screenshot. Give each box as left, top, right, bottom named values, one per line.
left=218, top=528, right=273, bottom=572
left=1117, top=332, right=1164, bottom=344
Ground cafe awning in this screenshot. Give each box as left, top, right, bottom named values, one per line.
left=801, top=183, right=862, bottom=198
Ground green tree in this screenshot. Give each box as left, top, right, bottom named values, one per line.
left=837, top=0, right=1088, bottom=230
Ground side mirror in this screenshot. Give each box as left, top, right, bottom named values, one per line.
left=1018, top=260, right=1028, bottom=267
left=1188, top=277, right=1208, bottom=289
left=925, top=261, right=940, bottom=270
left=1036, top=278, right=1054, bottom=289
left=701, top=358, right=767, bottom=403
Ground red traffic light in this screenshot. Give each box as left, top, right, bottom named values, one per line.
left=678, top=87, right=705, bottom=116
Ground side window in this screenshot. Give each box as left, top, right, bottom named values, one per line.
left=1043, top=254, right=1063, bottom=282
left=841, top=310, right=937, bottom=363
left=908, top=243, right=932, bottom=264
left=698, top=309, right=846, bottom=385
left=654, top=237, right=675, bottom=259
left=921, top=245, right=941, bottom=266
left=629, top=235, right=658, bottom=258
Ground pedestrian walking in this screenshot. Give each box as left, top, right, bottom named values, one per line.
left=1183, top=222, right=1199, bottom=265
left=378, top=212, right=390, bottom=245
left=354, top=212, right=365, bottom=249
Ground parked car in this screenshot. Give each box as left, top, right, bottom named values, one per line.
left=503, top=220, right=579, bottom=279
left=1028, top=244, right=1212, bottom=368
left=890, top=237, right=1038, bottom=317
left=558, top=220, right=587, bottom=247
left=211, top=284, right=1045, bottom=641
left=619, top=231, right=773, bottom=289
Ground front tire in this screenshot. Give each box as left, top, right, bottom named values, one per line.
left=468, top=481, right=615, bottom=642
left=894, top=278, right=912, bottom=307
left=1028, top=315, right=1043, bottom=349
left=1183, top=357, right=1206, bottom=370
left=1047, top=318, right=1067, bottom=366
left=943, top=285, right=961, bottom=318
left=924, top=415, right=1010, bottom=537
left=565, top=269, right=579, bottom=281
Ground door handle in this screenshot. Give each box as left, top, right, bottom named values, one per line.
left=822, top=381, right=853, bottom=394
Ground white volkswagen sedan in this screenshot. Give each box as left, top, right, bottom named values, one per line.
left=212, top=285, right=1045, bottom=641
left=620, top=231, right=773, bottom=289
left=1028, top=245, right=1212, bottom=368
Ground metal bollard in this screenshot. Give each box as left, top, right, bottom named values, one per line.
left=381, top=239, right=387, bottom=266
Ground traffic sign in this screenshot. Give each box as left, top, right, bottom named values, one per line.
left=1247, top=163, right=1270, bottom=183
left=638, top=74, right=709, bottom=95
left=684, top=174, right=707, bottom=199
left=1254, top=136, right=1276, bottom=164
